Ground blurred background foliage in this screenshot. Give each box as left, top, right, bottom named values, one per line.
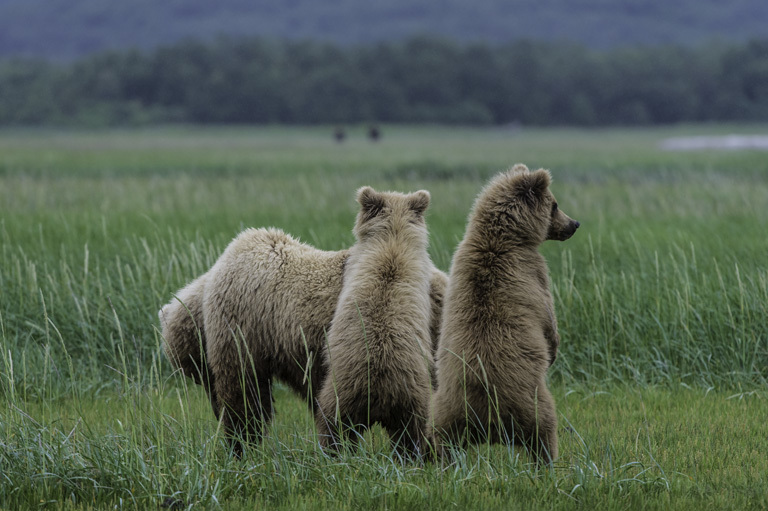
left=0, top=36, right=767, bottom=127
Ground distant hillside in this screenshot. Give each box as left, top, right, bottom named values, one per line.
left=1, top=0, right=767, bottom=59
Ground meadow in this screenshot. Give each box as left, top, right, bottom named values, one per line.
left=1, top=124, right=766, bottom=510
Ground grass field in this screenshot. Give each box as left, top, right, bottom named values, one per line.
left=1, top=124, right=767, bottom=509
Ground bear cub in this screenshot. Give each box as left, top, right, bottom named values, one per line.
left=315, top=187, right=435, bottom=458
left=431, top=164, right=579, bottom=464
left=159, top=227, right=447, bottom=456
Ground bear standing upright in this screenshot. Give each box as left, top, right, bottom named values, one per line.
left=431, top=164, right=579, bottom=464
left=315, top=187, right=435, bottom=458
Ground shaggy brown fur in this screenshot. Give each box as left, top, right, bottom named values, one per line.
left=431, top=164, right=579, bottom=465
left=159, top=228, right=447, bottom=455
left=203, top=228, right=345, bottom=453
left=159, top=262, right=446, bottom=413
left=315, top=187, right=434, bottom=458
left=159, top=273, right=216, bottom=411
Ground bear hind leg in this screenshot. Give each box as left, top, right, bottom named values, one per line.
left=431, top=396, right=471, bottom=461
left=385, top=417, right=431, bottom=462
left=315, top=414, right=363, bottom=454
left=512, top=386, right=558, bottom=466
left=315, top=385, right=367, bottom=454
left=315, top=386, right=344, bottom=453
left=218, top=370, right=274, bottom=457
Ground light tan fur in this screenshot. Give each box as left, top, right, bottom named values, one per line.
left=203, top=228, right=345, bottom=454
left=431, top=164, right=579, bottom=465
left=159, top=273, right=216, bottom=412
left=159, top=262, right=446, bottom=401
left=159, top=228, right=447, bottom=455
left=315, top=187, right=434, bottom=458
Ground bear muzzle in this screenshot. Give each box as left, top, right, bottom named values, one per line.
left=549, top=219, right=580, bottom=241
left=562, top=219, right=580, bottom=240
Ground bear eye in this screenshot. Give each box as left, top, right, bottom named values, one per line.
left=551, top=202, right=558, bottom=214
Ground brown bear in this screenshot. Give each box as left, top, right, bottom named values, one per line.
left=430, top=164, right=579, bottom=465
left=159, top=273, right=216, bottom=411
left=159, top=220, right=447, bottom=455
left=159, top=263, right=447, bottom=419
left=315, top=187, right=434, bottom=458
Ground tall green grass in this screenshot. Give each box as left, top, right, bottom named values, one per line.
left=1, top=125, right=767, bottom=509
left=2, top=125, right=765, bottom=391
left=3, top=372, right=766, bottom=509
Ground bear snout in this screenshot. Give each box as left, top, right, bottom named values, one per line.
left=551, top=219, right=580, bottom=241
left=565, top=220, right=580, bottom=239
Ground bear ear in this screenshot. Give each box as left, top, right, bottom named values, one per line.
left=408, top=190, right=430, bottom=216
left=510, top=163, right=530, bottom=175
left=357, top=186, right=385, bottom=221
left=514, top=168, right=551, bottom=202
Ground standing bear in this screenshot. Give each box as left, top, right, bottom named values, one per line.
left=431, top=164, right=579, bottom=465
left=159, top=201, right=447, bottom=455
left=315, top=187, right=435, bottom=458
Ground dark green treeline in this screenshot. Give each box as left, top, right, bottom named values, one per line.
left=1, top=37, right=767, bottom=126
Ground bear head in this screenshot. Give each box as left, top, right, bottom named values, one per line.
left=354, top=186, right=431, bottom=243
left=472, top=164, right=579, bottom=246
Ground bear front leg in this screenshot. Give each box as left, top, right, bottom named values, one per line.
left=296, top=350, right=327, bottom=414
left=202, top=361, right=219, bottom=418
left=544, top=302, right=560, bottom=367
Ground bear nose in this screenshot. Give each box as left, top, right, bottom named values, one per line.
left=573, top=221, right=580, bottom=229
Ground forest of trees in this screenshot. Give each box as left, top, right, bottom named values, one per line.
left=1, top=37, right=767, bottom=127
